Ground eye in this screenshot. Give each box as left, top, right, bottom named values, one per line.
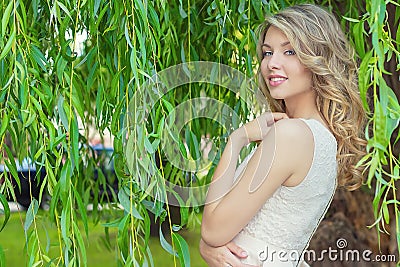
left=284, top=50, right=296, bottom=55
left=262, top=51, right=273, bottom=58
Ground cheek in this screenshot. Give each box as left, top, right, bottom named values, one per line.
left=303, top=70, right=313, bottom=86
left=260, top=60, right=269, bottom=77
left=294, top=64, right=312, bottom=81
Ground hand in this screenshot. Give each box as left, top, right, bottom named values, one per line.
left=233, top=112, right=288, bottom=145
left=199, top=238, right=257, bottom=267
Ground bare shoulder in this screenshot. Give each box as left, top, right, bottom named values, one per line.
left=272, top=118, right=314, bottom=144
left=267, top=118, right=314, bottom=164
left=267, top=119, right=315, bottom=184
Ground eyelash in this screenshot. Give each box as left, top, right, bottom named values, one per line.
left=262, top=50, right=296, bottom=57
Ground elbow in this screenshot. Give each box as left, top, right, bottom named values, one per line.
left=201, top=221, right=229, bottom=247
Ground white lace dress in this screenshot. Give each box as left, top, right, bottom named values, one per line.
left=232, top=119, right=337, bottom=267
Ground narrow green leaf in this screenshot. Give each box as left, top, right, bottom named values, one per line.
left=172, top=232, right=190, bottom=267
left=102, top=218, right=122, bottom=227
left=161, top=99, right=174, bottom=113
left=144, top=136, right=155, bottom=154
left=59, top=17, right=77, bottom=62
left=56, top=56, right=68, bottom=82
left=159, top=227, right=176, bottom=256
left=70, top=116, right=80, bottom=172
left=4, top=161, right=19, bottom=191
left=118, top=189, right=144, bottom=220
left=56, top=0, right=73, bottom=21
left=134, top=0, right=148, bottom=24
left=31, top=0, right=38, bottom=21
left=117, top=214, right=130, bottom=254
left=124, top=22, right=133, bottom=49
left=57, top=95, right=69, bottom=131
left=382, top=201, right=390, bottom=224
left=397, top=210, right=400, bottom=253
left=93, top=0, right=101, bottom=16
left=342, top=16, right=360, bottom=23
left=59, top=161, right=71, bottom=200
left=0, top=194, right=10, bottom=232
left=0, top=113, right=9, bottom=139
left=73, top=222, right=87, bottom=266
left=179, top=4, right=188, bottom=18
left=30, top=45, right=48, bottom=71
left=0, top=29, right=16, bottom=60
left=60, top=199, right=71, bottom=245
left=0, top=244, right=5, bottom=267
left=73, top=186, right=88, bottom=237
left=1, top=1, right=13, bottom=37
left=24, top=199, right=39, bottom=232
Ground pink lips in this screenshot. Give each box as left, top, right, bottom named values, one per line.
left=268, top=74, right=288, bottom=87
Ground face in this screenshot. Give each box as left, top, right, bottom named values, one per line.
left=260, top=26, right=313, bottom=101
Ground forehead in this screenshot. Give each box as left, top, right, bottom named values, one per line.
left=263, top=26, right=290, bottom=45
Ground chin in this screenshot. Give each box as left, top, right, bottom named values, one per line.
left=269, top=93, right=285, bottom=100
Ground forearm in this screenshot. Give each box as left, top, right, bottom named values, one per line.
left=202, top=128, right=248, bottom=245
left=204, top=128, right=248, bottom=208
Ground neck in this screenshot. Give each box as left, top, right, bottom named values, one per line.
left=284, top=90, right=320, bottom=119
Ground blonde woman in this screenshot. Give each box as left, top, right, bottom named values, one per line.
left=200, top=4, right=366, bottom=267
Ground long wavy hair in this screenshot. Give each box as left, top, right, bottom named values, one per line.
left=256, top=4, right=366, bottom=190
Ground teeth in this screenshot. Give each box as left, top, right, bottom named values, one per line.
left=270, top=77, right=286, bottom=81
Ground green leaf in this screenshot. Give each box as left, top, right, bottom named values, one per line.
left=4, top=161, right=20, bottom=191
left=1, top=1, right=13, bottom=37
left=73, top=187, right=88, bottom=237
left=186, top=129, right=200, bottom=161
left=0, top=29, right=15, bottom=60
left=73, top=222, right=87, bottom=266
left=30, top=45, right=48, bottom=71
left=24, top=199, right=39, bottom=232
left=382, top=201, right=390, bottom=224
left=57, top=95, right=69, bottom=131
left=144, top=136, right=155, bottom=154
left=59, top=17, right=77, bottom=62
left=0, top=194, right=10, bottom=232
left=0, top=244, right=5, bottom=267
left=56, top=1, right=73, bottom=20
left=59, top=161, right=72, bottom=200
left=117, top=189, right=144, bottom=220
left=179, top=3, right=188, bottom=18
left=342, top=16, right=360, bottom=23
left=60, top=198, right=71, bottom=245
left=0, top=113, right=9, bottom=139
left=159, top=227, right=176, bottom=256
left=70, top=115, right=80, bottom=172
left=172, top=232, right=190, bottom=267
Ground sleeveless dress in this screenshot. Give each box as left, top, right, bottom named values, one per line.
left=232, top=119, right=338, bottom=267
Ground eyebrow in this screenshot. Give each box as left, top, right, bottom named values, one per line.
left=262, top=41, right=291, bottom=48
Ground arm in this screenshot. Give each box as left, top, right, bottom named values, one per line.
left=199, top=238, right=257, bottom=267
left=201, top=116, right=313, bottom=247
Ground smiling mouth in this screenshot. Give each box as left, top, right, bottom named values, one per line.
left=268, top=77, right=288, bottom=87
left=269, top=77, right=287, bottom=82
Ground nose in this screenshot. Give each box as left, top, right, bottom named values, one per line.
left=267, top=53, right=281, bottom=70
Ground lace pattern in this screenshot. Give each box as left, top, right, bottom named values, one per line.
left=236, top=119, right=337, bottom=252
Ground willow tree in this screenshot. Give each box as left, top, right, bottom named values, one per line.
left=0, top=0, right=399, bottom=266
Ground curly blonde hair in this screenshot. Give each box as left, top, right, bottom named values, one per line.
left=256, top=4, right=367, bottom=190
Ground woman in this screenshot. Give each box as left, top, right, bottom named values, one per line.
left=200, top=4, right=366, bottom=267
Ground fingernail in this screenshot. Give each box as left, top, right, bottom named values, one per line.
left=241, top=251, right=248, bottom=257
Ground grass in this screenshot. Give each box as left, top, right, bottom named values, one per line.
left=0, top=210, right=207, bottom=267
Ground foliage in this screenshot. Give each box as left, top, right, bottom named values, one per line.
left=0, top=0, right=399, bottom=266
left=344, top=0, right=400, bottom=254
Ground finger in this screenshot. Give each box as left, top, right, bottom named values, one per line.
left=272, top=112, right=289, bottom=121
left=226, top=242, right=248, bottom=259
